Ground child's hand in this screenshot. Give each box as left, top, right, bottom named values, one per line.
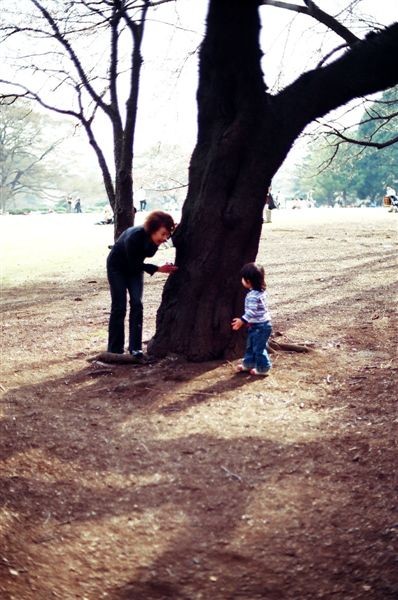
left=231, top=318, right=244, bottom=331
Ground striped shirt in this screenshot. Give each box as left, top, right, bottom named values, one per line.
left=242, top=289, right=271, bottom=324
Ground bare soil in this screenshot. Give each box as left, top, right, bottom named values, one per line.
left=1, top=209, right=397, bottom=600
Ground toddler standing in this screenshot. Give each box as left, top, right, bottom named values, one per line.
left=231, top=263, right=272, bottom=376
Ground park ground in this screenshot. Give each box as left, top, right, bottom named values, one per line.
left=0, top=208, right=397, bottom=600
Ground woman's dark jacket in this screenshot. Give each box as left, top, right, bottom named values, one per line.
left=107, top=226, right=158, bottom=275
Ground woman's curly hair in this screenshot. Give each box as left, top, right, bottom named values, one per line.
left=144, top=211, right=175, bottom=235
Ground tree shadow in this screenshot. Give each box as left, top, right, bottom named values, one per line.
left=1, top=344, right=396, bottom=598
left=0, top=357, right=253, bottom=464
left=2, top=416, right=397, bottom=599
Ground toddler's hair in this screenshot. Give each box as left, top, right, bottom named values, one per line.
left=144, top=211, right=175, bottom=235
left=240, top=262, right=266, bottom=291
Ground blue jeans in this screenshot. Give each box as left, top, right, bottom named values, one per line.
left=107, top=264, right=143, bottom=354
left=243, top=322, right=272, bottom=373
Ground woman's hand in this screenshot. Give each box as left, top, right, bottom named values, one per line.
left=158, top=263, right=178, bottom=274
left=231, top=318, right=244, bottom=331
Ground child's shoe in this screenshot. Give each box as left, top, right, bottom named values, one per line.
left=250, top=368, right=270, bottom=376
left=236, top=364, right=250, bottom=373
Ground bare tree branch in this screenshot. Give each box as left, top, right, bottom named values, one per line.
left=316, top=43, right=348, bottom=68
left=326, top=126, right=398, bottom=149
left=277, top=22, right=398, bottom=138
left=261, top=0, right=360, bottom=45
left=30, top=0, right=113, bottom=116
left=0, top=80, right=82, bottom=119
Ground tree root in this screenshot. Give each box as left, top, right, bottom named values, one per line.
left=87, top=342, right=312, bottom=365
left=268, top=339, right=313, bottom=354
left=87, top=352, right=153, bottom=365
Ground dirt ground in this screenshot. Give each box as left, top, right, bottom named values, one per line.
left=1, top=208, right=397, bottom=600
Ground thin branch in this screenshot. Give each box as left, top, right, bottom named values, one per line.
left=30, top=0, right=113, bottom=117
left=0, top=80, right=81, bottom=119
left=316, top=142, right=339, bottom=173
left=148, top=0, right=174, bottom=6
left=316, top=43, right=348, bottom=68
left=147, top=183, right=188, bottom=192
left=80, top=116, right=116, bottom=207
left=327, top=127, right=398, bottom=149
left=261, top=0, right=360, bottom=46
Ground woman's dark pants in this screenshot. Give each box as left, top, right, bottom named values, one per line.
left=107, top=266, right=143, bottom=354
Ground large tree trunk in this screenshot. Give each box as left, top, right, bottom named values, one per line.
left=148, top=0, right=289, bottom=360
left=148, top=0, right=398, bottom=361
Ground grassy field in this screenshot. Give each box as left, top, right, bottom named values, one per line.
left=1, top=207, right=394, bottom=286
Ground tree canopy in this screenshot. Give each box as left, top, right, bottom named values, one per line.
left=0, top=102, right=62, bottom=212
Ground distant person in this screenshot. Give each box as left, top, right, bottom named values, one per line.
left=305, top=190, right=315, bottom=208
left=106, top=211, right=178, bottom=357
left=136, top=187, right=147, bottom=211
left=96, top=206, right=113, bottom=225
left=102, top=206, right=113, bottom=224
left=263, top=188, right=276, bottom=223
left=334, top=193, right=344, bottom=208
left=275, top=190, right=283, bottom=209
left=74, top=198, right=82, bottom=213
left=67, top=196, right=72, bottom=213
left=231, top=262, right=272, bottom=376
left=292, top=197, right=302, bottom=209
left=386, top=185, right=398, bottom=212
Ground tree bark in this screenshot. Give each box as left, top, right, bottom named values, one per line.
left=148, top=2, right=398, bottom=360
left=149, top=0, right=284, bottom=360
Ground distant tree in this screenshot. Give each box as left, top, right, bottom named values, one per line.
left=0, top=102, right=62, bottom=212
left=1, top=0, right=153, bottom=237
left=294, top=86, right=398, bottom=204
left=292, top=143, right=353, bottom=205
left=134, top=144, right=189, bottom=196
left=349, top=87, right=398, bottom=199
